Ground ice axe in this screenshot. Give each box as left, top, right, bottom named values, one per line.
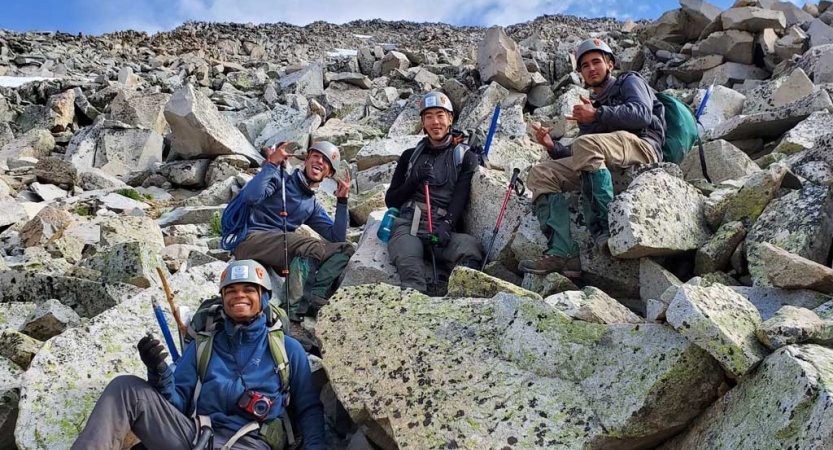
left=151, top=294, right=181, bottom=362
left=156, top=267, right=186, bottom=347
left=481, top=168, right=525, bottom=271
left=694, top=83, right=713, bottom=183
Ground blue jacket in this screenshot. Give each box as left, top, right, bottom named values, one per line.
left=240, top=162, right=348, bottom=242
left=579, top=72, right=666, bottom=159
left=149, top=295, right=325, bottom=449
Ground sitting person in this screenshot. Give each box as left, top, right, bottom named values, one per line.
left=72, top=259, right=325, bottom=450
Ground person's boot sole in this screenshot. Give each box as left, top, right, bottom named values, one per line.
left=519, top=266, right=582, bottom=278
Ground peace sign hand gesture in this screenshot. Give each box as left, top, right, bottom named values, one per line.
left=335, top=169, right=351, bottom=199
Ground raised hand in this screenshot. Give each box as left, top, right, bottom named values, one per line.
left=335, top=168, right=351, bottom=198
left=565, top=95, right=597, bottom=124
left=531, top=123, right=555, bottom=151
left=264, top=142, right=293, bottom=167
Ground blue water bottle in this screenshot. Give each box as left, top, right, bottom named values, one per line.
left=377, top=207, right=399, bottom=243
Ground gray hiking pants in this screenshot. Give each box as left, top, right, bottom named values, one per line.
left=233, top=230, right=353, bottom=269
left=71, top=375, right=269, bottom=450
left=388, top=217, right=483, bottom=293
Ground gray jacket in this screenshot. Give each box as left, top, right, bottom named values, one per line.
left=579, top=72, right=666, bottom=160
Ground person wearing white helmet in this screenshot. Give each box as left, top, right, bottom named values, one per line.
left=384, top=91, right=484, bottom=294
left=72, top=259, right=326, bottom=450
left=231, top=140, right=355, bottom=338
left=520, top=38, right=666, bottom=277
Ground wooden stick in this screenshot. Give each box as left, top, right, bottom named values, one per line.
left=156, top=267, right=186, bottom=336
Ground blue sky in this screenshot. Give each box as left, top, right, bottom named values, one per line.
left=0, top=0, right=809, bottom=35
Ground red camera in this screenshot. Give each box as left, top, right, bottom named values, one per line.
left=237, top=390, right=273, bottom=420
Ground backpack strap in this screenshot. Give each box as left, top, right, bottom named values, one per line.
left=191, top=331, right=216, bottom=419
left=404, top=139, right=427, bottom=179
left=453, top=143, right=470, bottom=169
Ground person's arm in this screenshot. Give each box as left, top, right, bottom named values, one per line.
left=238, top=163, right=280, bottom=205
left=148, top=341, right=197, bottom=415
left=384, top=149, right=419, bottom=208
left=285, top=336, right=326, bottom=450
left=306, top=199, right=348, bottom=242
left=594, top=77, right=654, bottom=130
left=442, top=151, right=478, bottom=228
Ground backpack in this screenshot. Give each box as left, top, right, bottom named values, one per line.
left=185, top=298, right=296, bottom=450
left=655, top=92, right=699, bottom=165
left=405, top=130, right=484, bottom=178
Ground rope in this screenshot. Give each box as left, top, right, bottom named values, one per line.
left=219, top=189, right=252, bottom=252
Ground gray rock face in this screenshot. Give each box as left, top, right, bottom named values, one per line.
left=109, top=89, right=171, bottom=135
left=722, top=7, right=787, bottom=32
left=756, top=306, right=826, bottom=349
left=659, top=345, right=833, bottom=450
left=695, top=221, right=746, bottom=275
left=756, top=242, right=833, bottom=293
left=521, top=272, right=577, bottom=298
left=447, top=266, right=542, bottom=300
left=14, top=263, right=225, bottom=450
left=742, top=68, right=815, bottom=115
left=680, top=140, right=759, bottom=183
left=33, top=157, right=78, bottom=187
left=98, top=192, right=149, bottom=212
left=164, top=84, right=262, bottom=163
left=547, top=287, right=643, bottom=324
left=78, top=168, right=128, bottom=190
left=355, top=136, right=420, bottom=171
left=0, top=330, right=42, bottom=370
left=609, top=170, right=712, bottom=258
left=380, top=52, right=410, bottom=75
left=0, top=304, right=38, bottom=333
left=665, top=55, right=725, bottom=84
left=476, top=26, right=531, bottom=92
left=81, top=241, right=165, bottom=288
left=667, top=284, right=769, bottom=379
left=162, top=159, right=211, bottom=187
left=355, top=161, right=397, bottom=192
left=747, top=185, right=833, bottom=286
left=774, top=110, right=833, bottom=155
left=0, top=270, right=141, bottom=318
left=20, top=299, right=81, bottom=341
left=732, top=287, right=832, bottom=320
left=700, top=62, right=769, bottom=87
left=0, top=199, right=29, bottom=229
left=640, top=258, right=683, bottom=304
left=772, top=1, right=816, bottom=27
left=694, top=30, right=755, bottom=65
left=65, top=121, right=164, bottom=177
left=0, top=129, right=54, bottom=164
left=722, top=162, right=787, bottom=226
left=100, top=216, right=165, bottom=252
left=339, top=211, right=399, bottom=288
left=280, top=63, right=324, bottom=96
left=710, top=89, right=833, bottom=141
left=319, top=285, right=724, bottom=450
left=156, top=206, right=224, bottom=227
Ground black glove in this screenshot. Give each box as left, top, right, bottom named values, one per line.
left=138, top=334, right=169, bottom=375
left=434, top=219, right=453, bottom=247
left=413, top=162, right=435, bottom=185
left=547, top=142, right=571, bottom=160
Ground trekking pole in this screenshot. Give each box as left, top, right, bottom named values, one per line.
left=480, top=168, right=524, bottom=271
left=694, top=83, right=713, bottom=183
left=279, top=162, right=291, bottom=312
left=481, top=104, right=501, bottom=164
left=156, top=267, right=186, bottom=341
left=423, top=182, right=439, bottom=287
left=151, top=295, right=181, bottom=362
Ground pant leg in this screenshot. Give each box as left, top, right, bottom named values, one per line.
left=526, top=157, right=581, bottom=202
left=571, top=131, right=659, bottom=173
left=233, top=230, right=352, bottom=269
left=436, top=233, right=484, bottom=272
left=538, top=193, right=579, bottom=258
left=72, top=375, right=196, bottom=450
left=388, top=217, right=428, bottom=292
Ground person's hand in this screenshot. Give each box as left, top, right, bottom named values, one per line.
left=138, top=334, right=169, bottom=375
left=531, top=123, right=555, bottom=152
left=565, top=96, right=597, bottom=124
left=336, top=169, right=351, bottom=198
left=414, top=162, right=435, bottom=185
left=264, top=142, right=293, bottom=167
left=434, top=219, right=453, bottom=247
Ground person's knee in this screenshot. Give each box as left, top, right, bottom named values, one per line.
left=103, top=375, right=150, bottom=398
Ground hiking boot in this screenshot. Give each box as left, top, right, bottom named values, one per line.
left=518, top=254, right=581, bottom=277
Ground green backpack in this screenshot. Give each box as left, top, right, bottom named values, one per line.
left=655, top=92, right=699, bottom=165
left=185, top=298, right=295, bottom=450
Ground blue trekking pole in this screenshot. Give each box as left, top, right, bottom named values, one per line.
left=694, top=83, right=714, bottom=183
left=151, top=295, right=181, bottom=362
left=481, top=104, right=501, bottom=163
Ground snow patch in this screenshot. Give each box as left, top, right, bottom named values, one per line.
left=0, top=76, right=55, bottom=88
left=327, top=48, right=358, bottom=58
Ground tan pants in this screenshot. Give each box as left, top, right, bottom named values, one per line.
left=527, top=131, right=659, bottom=201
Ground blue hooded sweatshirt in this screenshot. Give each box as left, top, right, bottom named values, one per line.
left=239, top=162, right=348, bottom=243
left=149, top=291, right=325, bottom=449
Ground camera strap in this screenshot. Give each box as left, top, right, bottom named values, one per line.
left=220, top=422, right=261, bottom=450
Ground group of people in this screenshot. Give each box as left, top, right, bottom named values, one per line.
left=73, top=38, right=667, bottom=449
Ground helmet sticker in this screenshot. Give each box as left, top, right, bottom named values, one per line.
left=332, top=151, right=339, bottom=159
left=424, top=96, right=439, bottom=108
left=230, top=265, right=249, bottom=281
left=221, top=269, right=227, bottom=281
left=255, top=267, right=264, bottom=280
left=594, top=39, right=602, bottom=46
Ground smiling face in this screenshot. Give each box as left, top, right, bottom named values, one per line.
left=579, top=51, right=614, bottom=87
left=303, top=149, right=334, bottom=183
left=222, top=282, right=262, bottom=322
left=422, top=108, right=453, bottom=142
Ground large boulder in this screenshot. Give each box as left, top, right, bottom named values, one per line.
left=14, top=263, right=225, bottom=450
left=0, top=129, right=54, bottom=164
left=756, top=243, right=833, bottom=294
left=20, top=299, right=81, bottom=342
left=65, top=120, right=163, bottom=177
left=0, top=198, right=28, bottom=229
left=664, top=55, right=725, bottom=84
left=547, top=287, right=643, bottom=324
left=0, top=270, right=141, bottom=318
left=733, top=286, right=832, bottom=321
left=476, top=26, right=532, bottom=92
left=772, top=1, right=816, bottom=27
left=693, top=30, right=755, bottom=65
left=721, top=162, right=787, bottom=226
left=447, top=266, right=541, bottom=300
left=667, top=284, right=769, bottom=379
left=756, top=306, right=828, bottom=349
left=110, top=89, right=171, bottom=135
left=19, top=206, right=74, bottom=248
left=721, top=7, right=787, bottom=32
left=33, top=157, right=78, bottom=187
left=0, top=303, right=38, bottom=332
left=355, top=136, right=421, bottom=171
left=742, top=68, right=815, bottom=115
left=164, top=84, right=262, bottom=163
left=746, top=185, right=833, bottom=286
left=100, top=216, right=165, bottom=252
left=680, top=140, right=759, bottom=183
left=695, top=221, right=746, bottom=275
left=279, top=63, right=324, bottom=96
left=340, top=210, right=399, bottom=288
left=609, top=170, right=712, bottom=258
left=710, top=89, right=833, bottom=141
left=774, top=111, right=833, bottom=155
left=319, top=286, right=724, bottom=450
left=700, top=62, right=769, bottom=87
left=41, top=89, right=76, bottom=133
left=161, top=159, right=211, bottom=187
left=659, top=345, right=833, bottom=450
left=80, top=241, right=166, bottom=288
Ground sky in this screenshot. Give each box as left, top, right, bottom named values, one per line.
left=0, top=0, right=810, bottom=36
